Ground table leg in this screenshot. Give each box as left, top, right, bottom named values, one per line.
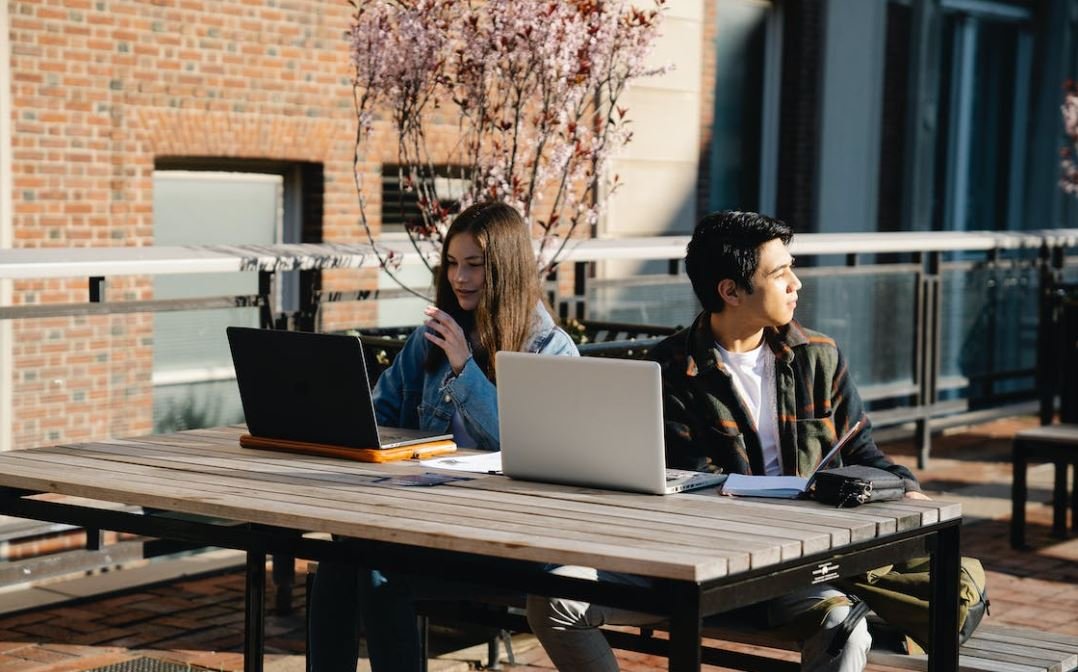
left=245, top=551, right=266, bottom=672
left=1053, top=461, right=1068, bottom=538
left=928, top=524, right=960, bottom=672
left=271, top=553, right=294, bottom=615
left=668, top=583, right=702, bottom=672
left=1072, top=462, right=1077, bottom=533
left=1011, top=444, right=1027, bottom=549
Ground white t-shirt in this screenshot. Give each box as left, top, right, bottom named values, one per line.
left=717, top=342, right=782, bottom=476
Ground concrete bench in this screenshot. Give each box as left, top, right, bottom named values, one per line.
left=1011, top=424, right=1078, bottom=548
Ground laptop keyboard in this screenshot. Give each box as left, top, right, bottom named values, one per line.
left=666, top=468, right=703, bottom=481
left=378, top=425, right=441, bottom=444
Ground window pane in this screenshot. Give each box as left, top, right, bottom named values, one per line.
left=152, top=171, right=282, bottom=432
left=709, top=0, right=768, bottom=211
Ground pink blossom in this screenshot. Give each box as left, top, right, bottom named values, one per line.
left=348, top=0, right=669, bottom=281
left=1060, top=83, right=1078, bottom=195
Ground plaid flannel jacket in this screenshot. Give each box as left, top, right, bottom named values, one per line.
left=648, top=311, right=919, bottom=491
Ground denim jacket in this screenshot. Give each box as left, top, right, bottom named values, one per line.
left=371, top=305, right=578, bottom=450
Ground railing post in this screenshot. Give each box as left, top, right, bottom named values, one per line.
left=915, top=251, right=941, bottom=469
left=555, top=261, right=589, bottom=322
left=258, top=270, right=274, bottom=329
left=295, top=269, right=318, bottom=333
left=1038, top=241, right=1064, bottom=425
left=88, top=276, right=105, bottom=303
left=574, top=260, right=588, bottom=321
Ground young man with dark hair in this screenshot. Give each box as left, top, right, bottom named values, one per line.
left=526, top=210, right=927, bottom=672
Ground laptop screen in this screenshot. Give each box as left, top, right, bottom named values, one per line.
left=226, top=327, right=383, bottom=448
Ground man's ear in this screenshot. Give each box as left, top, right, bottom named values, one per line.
left=717, top=279, right=740, bottom=306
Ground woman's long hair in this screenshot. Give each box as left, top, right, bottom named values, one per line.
left=426, top=202, right=542, bottom=382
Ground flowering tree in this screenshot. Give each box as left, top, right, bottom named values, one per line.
left=348, top=0, right=668, bottom=296
left=1061, top=81, right=1078, bottom=195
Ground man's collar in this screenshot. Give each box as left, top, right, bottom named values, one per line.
left=685, top=312, right=808, bottom=376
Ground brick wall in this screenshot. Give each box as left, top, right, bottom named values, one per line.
left=3, top=0, right=408, bottom=449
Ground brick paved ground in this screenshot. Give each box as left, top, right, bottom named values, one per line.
left=0, top=415, right=1075, bottom=672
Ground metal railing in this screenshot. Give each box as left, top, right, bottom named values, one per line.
left=0, top=229, right=1076, bottom=467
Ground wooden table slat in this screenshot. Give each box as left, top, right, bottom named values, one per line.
left=0, top=428, right=961, bottom=585
left=29, top=444, right=813, bottom=561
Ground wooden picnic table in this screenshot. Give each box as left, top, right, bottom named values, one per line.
left=0, top=426, right=963, bottom=672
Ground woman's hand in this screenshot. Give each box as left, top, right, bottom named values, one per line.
left=423, top=306, right=471, bottom=375
left=905, top=490, right=931, bottom=500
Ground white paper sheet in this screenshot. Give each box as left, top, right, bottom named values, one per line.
left=420, top=451, right=503, bottom=474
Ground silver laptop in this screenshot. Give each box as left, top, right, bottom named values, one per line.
left=496, top=352, right=726, bottom=495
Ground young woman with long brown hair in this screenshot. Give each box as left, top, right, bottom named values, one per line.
left=309, top=201, right=578, bottom=672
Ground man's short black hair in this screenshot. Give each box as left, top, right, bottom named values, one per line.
left=685, top=210, right=793, bottom=313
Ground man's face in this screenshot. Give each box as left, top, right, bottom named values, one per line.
left=739, top=238, right=801, bottom=328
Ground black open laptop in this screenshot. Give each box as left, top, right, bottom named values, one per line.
left=226, top=326, right=452, bottom=450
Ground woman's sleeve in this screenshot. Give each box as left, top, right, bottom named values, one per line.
left=371, top=328, right=425, bottom=427
left=536, top=327, right=580, bottom=357
left=440, top=357, right=500, bottom=449
left=443, top=326, right=579, bottom=449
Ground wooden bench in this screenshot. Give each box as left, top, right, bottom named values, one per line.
left=867, top=624, right=1078, bottom=672
left=614, top=617, right=1078, bottom=672
left=0, top=504, right=150, bottom=589
left=0, top=504, right=256, bottom=611
left=606, top=620, right=1078, bottom=672
left=304, top=562, right=1078, bottom=672
left=377, top=595, right=1078, bottom=672
left=1011, top=424, right=1078, bottom=548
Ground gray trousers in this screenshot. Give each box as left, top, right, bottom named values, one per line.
left=526, top=565, right=871, bottom=672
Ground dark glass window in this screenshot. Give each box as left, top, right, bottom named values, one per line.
left=709, top=1, right=768, bottom=212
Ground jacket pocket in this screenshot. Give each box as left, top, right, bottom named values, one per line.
left=702, top=426, right=750, bottom=474
left=794, top=416, right=837, bottom=474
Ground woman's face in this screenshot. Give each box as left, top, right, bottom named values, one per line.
left=445, top=232, right=486, bottom=312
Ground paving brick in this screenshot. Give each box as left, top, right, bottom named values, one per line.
left=0, top=615, right=48, bottom=629
left=5, top=646, right=76, bottom=665
left=36, top=645, right=120, bottom=658
left=37, top=653, right=138, bottom=672
left=0, top=654, right=48, bottom=672
left=65, top=628, right=138, bottom=646
left=13, top=623, right=78, bottom=641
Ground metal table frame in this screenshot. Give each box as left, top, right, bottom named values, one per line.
left=0, top=487, right=961, bottom=672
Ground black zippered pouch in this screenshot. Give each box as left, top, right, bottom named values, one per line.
left=812, top=465, right=905, bottom=507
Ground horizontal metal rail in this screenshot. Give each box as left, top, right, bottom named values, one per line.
left=0, top=229, right=1075, bottom=280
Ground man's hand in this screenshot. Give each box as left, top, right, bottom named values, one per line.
left=423, top=306, right=471, bottom=375
left=905, top=490, right=931, bottom=500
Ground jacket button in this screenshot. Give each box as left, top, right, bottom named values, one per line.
left=444, top=395, right=452, bottom=403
